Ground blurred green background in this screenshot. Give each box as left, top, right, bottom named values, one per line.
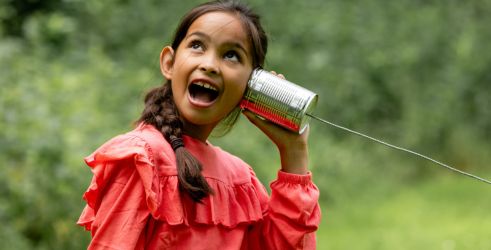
left=1, top=0, right=490, bottom=249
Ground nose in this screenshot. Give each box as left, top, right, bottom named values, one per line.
left=199, top=53, right=220, bottom=75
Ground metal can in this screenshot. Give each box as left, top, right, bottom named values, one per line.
left=240, top=68, right=318, bottom=134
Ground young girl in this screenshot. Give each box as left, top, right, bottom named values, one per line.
left=77, top=1, right=321, bottom=249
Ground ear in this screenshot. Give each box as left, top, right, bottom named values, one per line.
left=160, top=46, right=175, bottom=80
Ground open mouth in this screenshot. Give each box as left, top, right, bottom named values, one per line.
left=188, top=81, right=219, bottom=104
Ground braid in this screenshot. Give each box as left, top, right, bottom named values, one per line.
left=138, top=83, right=213, bottom=202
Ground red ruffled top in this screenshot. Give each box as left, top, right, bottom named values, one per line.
left=77, top=123, right=321, bottom=249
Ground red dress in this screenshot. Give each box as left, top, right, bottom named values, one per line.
left=78, top=123, right=321, bottom=249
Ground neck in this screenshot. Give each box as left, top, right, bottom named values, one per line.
left=182, top=121, right=215, bottom=143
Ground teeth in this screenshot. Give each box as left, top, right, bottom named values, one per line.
left=194, top=82, right=218, bottom=91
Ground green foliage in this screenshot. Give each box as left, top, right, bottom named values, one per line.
left=1, top=0, right=490, bottom=249
left=317, top=176, right=491, bottom=249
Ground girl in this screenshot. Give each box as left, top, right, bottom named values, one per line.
left=77, top=1, right=321, bottom=249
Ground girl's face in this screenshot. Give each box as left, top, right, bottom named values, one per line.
left=162, top=11, right=253, bottom=140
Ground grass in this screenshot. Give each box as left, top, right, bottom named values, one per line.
left=316, top=175, right=491, bottom=250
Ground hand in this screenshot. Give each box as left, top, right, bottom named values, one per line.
left=242, top=71, right=310, bottom=174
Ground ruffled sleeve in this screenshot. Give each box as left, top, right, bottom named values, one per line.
left=247, top=169, right=321, bottom=250
left=77, top=134, right=158, bottom=249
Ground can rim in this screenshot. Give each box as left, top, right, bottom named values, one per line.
left=299, top=93, right=318, bottom=134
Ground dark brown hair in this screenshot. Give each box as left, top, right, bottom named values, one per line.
left=137, top=0, right=268, bottom=202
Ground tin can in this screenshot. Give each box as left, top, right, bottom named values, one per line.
left=240, top=68, right=318, bottom=134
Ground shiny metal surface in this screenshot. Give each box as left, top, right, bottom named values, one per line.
left=240, top=69, right=318, bottom=133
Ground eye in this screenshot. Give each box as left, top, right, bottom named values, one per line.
left=189, top=40, right=203, bottom=50
left=224, top=50, right=240, bottom=62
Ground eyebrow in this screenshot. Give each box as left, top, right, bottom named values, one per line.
left=186, top=31, right=249, bottom=56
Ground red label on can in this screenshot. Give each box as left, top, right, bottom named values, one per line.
left=240, top=99, right=300, bottom=131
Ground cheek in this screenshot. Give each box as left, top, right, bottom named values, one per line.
left=170, top=80, right=188, bottom=109
left=231, top=75, right=249, bottom=100
left=171, top=76, right=187, bottom=93
left=238, top=69, right=252, bottom=90
left=221, top=81, right=247, bottom=111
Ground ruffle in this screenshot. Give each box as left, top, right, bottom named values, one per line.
left=77, top=134, right=157, bottom=230
left=154, top=176, right=265, bottom=228
left=78, top=131, right=265, bottom=231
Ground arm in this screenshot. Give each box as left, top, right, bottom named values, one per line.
left=241, top=71, right=310, bottom=174
left=243, top=109, right=310, bottom=174
left=246, top=170, right=321, bottom=250
left=243, top=72, right=321, bottom=248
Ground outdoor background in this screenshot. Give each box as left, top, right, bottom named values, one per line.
left=1, top=0, right=490, bottom=249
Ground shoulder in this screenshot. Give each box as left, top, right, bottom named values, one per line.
left=129, top=123, right=174, bottom=160
left=125, top=123, right=177, bottom=174
left=85, top=123, right=176, bottom=174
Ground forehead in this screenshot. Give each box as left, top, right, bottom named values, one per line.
left=187, top=11, right=250, bottom=48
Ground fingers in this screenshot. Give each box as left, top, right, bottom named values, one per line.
left=242, top=110, right=286, bottom=142
left=270, top=71, right=285, bottom=80
left=242, top=109, right=310, bottom=163
left=242, top=110, right=272, bottom=133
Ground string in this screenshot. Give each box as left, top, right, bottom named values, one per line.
left=306, top=113, right=491, bottom=185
